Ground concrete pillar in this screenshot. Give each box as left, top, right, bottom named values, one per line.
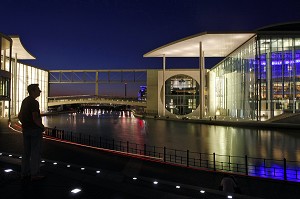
left=199, top=42, right=205, bottom=119
left=95, top=71, right=98, bottom=96
left=12, top=53, right=18, bottom=116
left=163, top=54, right=166, bottom=117
left=266, top=52, right=273, bottom=119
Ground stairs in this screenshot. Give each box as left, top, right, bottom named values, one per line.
left=266, top=112, right=300, bottom=123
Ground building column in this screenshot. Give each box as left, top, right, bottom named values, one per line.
left=266, top=52, right=273, bottom=119
left=163, top=54, right=166, bottom=117
left=3, top=48, right=7, bottom=118
left=199, top=42, right=205, bottom=119
left=95, top=71, right=98, bottom=96
left=292, top=42, right=296, bottom=113
left=12, top=53, right=18, bottom=116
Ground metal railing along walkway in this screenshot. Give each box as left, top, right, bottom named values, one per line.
left=44, top=127, right=300, bottom=183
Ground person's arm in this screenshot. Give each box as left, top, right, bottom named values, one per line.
left=32, top=112, right=44, bottom=130
left=18, top=111, right=22, bottom=121
left=18, top=107, right=23, bottom=122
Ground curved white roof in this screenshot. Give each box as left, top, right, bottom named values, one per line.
left=10, top=35, right=36, bottom=60
left=144, top=32, right=255, bottom=58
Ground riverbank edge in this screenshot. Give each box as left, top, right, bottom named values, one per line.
left=133, top=113, right=300, bottom=130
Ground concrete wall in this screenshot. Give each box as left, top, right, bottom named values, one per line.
left=145, top=70, right=158, bottom=115
left=146, top=69, right=211, bottom=118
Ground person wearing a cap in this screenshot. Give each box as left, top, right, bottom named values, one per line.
left=18, top=84, right=45, bottom=181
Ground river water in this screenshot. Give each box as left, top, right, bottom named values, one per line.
left=43, top=109, right=300, bottom=163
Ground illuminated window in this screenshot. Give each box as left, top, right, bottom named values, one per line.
left=165, top=75, right=199, bottom=115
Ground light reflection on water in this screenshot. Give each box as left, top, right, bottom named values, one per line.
left=43, top=111, right=300, bottom=163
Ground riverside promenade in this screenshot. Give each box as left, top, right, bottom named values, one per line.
left=0, top=118, right=299, bottom=199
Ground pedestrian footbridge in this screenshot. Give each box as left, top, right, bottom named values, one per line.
left=48, top=95, right=146, bottom=107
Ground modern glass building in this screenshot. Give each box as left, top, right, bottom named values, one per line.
left=144, top=22, right=300, bottom=121
left=209, top=23, right=300, bottom=121
left=0, top=33, right=48, bottom=119
left=0, top=33, right=12, bottom=118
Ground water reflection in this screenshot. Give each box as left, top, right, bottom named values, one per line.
left=43, top=110, right=300, bottom=163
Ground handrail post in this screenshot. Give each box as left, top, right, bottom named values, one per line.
left=245, top=155, right=248, bottom=175
left=187, top=150, right=189, bottom=167
left=213, top=153, right=216, bottom=171
left=284, top=158, right=287, bottom=180
left=127, top=141, right=129, bottom=153
left=200, top=153, right=202, bottom=167
left=229, top=155, right=231, bottom=171
left=163, top=147, right=166, bottom=162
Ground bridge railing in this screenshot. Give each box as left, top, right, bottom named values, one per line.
left=48, top=95, right=140, bottom=102
left=48, top=95, right=146, bottom=106
left=44, top=127, right=300, bottom=182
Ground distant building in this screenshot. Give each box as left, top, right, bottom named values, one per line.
left=0, top=33, right=48, bottom=118
left=144, top=22, right=300, bottom=121
left=138, top=86, right=147, bottom=101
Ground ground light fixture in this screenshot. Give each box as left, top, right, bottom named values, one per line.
left=81, top=167, right=85, bottom=170
left=96, top=170, right=100, bottom=174
left=132, top=177, right=137, bottom=180
left=228, top=195, right=233, bottom=198
left=200, top=190, right=205, bottom=194
left=70, top=188, right=81, bottom=194
left=176, top=185, right=180, bottom=189
left=4, top=169, right=13, bottom=173
left=53, top=162, right=58, bottom=165
left=153, top=181, right=158, bottom=184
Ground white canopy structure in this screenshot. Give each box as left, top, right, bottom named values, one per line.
left=10, top=35, right=36, bottom=60
left=144, top=32, right=255, bottom=58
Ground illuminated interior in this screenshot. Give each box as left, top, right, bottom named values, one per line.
left=210, top=34, right=300, bottom=120
left=165, top=75, right=199, bottom=115
left=11, top=62, right=48, bottom=116
left=0, top=33, right=48, bottom=118
left=0, top=34, right=12, bottom=117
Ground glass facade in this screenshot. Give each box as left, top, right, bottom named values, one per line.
left=208, top=32, right=300, bottom=121
left=0, top=33, right=48, bottom=118
left=0, top=33, right=12, bottom=117
left=11, top=62, right=48, bottom=117
left=165, top=74, right=199, bottom=115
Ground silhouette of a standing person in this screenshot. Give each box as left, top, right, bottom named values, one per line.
left=18, top=84, right=45, bottom=181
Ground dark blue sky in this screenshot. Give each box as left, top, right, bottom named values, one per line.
left=2, top=0, right=300, bottom=71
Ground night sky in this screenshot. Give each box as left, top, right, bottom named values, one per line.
left=1, top=0, right=300, bottom=96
